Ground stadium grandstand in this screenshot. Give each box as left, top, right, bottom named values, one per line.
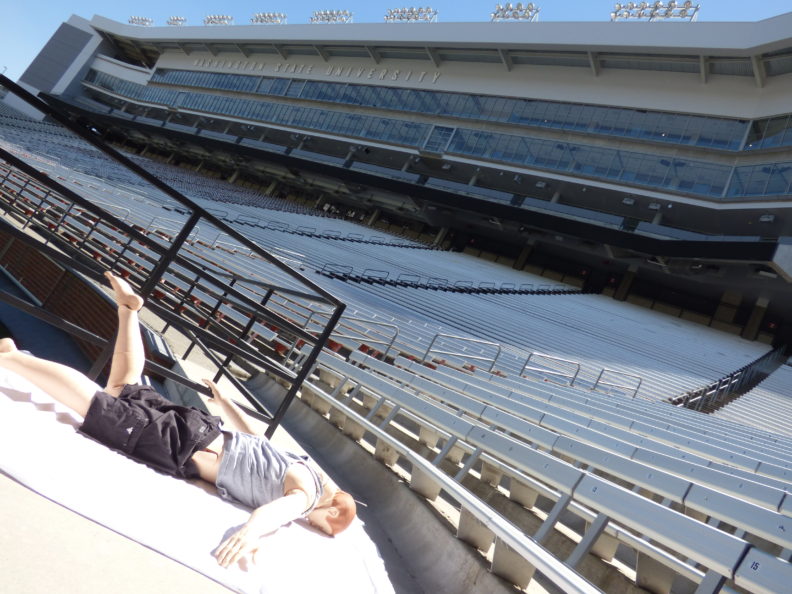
left=1, top=7, right=792, bottom=594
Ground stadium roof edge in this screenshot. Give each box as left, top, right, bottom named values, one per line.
left=86, top=12, right=792, bottom=57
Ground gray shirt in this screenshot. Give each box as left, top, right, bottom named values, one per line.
left=215, top=431, right=323, bottom=513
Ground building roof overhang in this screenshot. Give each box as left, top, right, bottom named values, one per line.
left=88, top=13, right=792, bottom=77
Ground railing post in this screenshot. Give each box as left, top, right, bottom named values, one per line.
left=265, top=302, right=346, bottom=439
left=212, top=288, right=274, bottom=384
left=87, top=211, right=201, bottom=380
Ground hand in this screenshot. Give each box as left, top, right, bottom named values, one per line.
left=202, top=378, right=227, bottom=402
left=214, top=524, right=260, bottom=569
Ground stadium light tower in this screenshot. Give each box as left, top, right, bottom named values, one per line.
left=251, top=12, right=288, bottom=24
left=491, top=3, right=540, bottom=22
left=167, top=16, right=187, bottom=26
left=610, top=1, right=700, bottom=22
left=128, top=16, right=154, bottom=26
left=203, top=14, right=234, bottom=26
left=384, top=7, right=439, bottom=22
left=310, top=10, right=354, bottom=24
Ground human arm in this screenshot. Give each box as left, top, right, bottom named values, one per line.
left=202, top=378, right=262, bottom=436
left=214, top=489, right=310, bottom=568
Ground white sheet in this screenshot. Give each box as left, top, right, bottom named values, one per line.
left=0, top=368, right=394, bottom=594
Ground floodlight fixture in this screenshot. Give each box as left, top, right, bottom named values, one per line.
left=384, top=6, right=439, bottom=22
left=251, top=12, right=288, bottom=24
left=204, top=14, right=234, bottom=26
left=128, top=16, right=154, bottom=26
left=310, top=9, right=354, bottom=24
left=610, top=1, right=700, bottom=21
left=167, top=16, right=187, bottom=26
left=491, top=2, right=540, bottom=22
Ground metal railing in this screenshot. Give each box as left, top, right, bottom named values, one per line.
left=670, top=344, right=789, bottom=412
left=520, top=352, right=582, bottom=386
left=421, top=333, right=501, bottom=372
left=300, top=310, right=400, bottom=360
left=591, top=368, right=643, bottom=399
left=0, top=75, right=346, bottom=439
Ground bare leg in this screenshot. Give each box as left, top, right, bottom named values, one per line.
left=0, top=272, right=146, bottom=415
left=103, top=271, right=145, bottom=396
left=0, top=338, right=98, bottom=417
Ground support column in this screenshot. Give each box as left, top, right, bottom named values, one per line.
left=166, top=153, right=175, bottom=164
left=513, top=242, right=534, bottom=270
left=265, top=180, right=278, bottom=195
left=228, top=168, right=240, bottom=184
left=366, top=208, right=381, bottom=227
left=433, top=226, right=449, bottom=247
left=195, top=160, right=204, bottom=173
left=343, top=147, right=356, bottom=168
left=714, top=290, right=742, bottom=324
left=614, top=264, right=638, bottom=301
left=742, top=297, right=769, bottom=340
left=139, top=145, right=149, bottom=157
left=550, top=190, right=561, bottom=204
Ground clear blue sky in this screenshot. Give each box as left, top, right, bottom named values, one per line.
left=2, top=1, right=790, bottom=81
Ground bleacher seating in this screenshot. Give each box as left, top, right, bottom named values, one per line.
left=3, top=109, right=792, bottom=593
left=713, top=363, right=792, bottom=438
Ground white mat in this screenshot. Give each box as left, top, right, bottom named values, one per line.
left=0, top=368, right=394, bottom=594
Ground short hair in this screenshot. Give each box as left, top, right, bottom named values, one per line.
left=327, top=490, right=356, bottom=535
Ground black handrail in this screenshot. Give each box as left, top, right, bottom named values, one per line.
left=0, top=76, right=347, bottom=438
left=0, top=74, right=341, bottom=308
left=669, top=345, right=789, bottom=411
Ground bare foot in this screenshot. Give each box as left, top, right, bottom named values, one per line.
left=0, top=337, right=17, bottom=353
left=105, top=271, right=144, bottom=311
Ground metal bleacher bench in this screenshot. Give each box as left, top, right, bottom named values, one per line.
left=304, top=349, right=792, bottom=593
left=346, top=352, right=792, bottom=552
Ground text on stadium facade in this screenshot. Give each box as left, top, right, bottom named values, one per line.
left=192, top=59, right=441, bottom=84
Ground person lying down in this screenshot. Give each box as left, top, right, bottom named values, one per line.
left=0, top=271, right=356, bottom=569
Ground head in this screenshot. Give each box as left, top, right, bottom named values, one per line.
left=306, top=490, right=357, bottom=536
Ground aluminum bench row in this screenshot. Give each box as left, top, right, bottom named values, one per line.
left=308, top=351, right=792, bottom=594
left=461, top=362, right=792, bottom=460
left=395, top=355, right=792, bottom=473
left=346, top=352, right=792, bottom=551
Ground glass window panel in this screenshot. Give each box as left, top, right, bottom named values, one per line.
left=489, top=98, right=516, bottom=122
left=333, top=84, right=351, bottom=103
left=270, top=79, right=289, bottom=95
left=764, top=163, right=792, bottom=195
left=727, top=167, right=749, bottom=196
left=741, top=165, right=769, bottom=196
left=692, top=163, right=729, bottom=196
left=760, top=115, right=790, bottom=149
left=257, top=78, right=274, bottom=94
left=513, top=100, right=542, bottom=125
left=570, top=146, right=601, bottom=174
left=569, top=106, right=593, bottom=132
left=618, top=154, right=645, bottom=182
left=285, top=80, right=305, bottom=97
left=552, top=104, right=573, bottom=129
left=649, top=157, right=671, bottom=185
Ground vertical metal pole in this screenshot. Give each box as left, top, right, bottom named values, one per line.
left=86, top=211, right=201, bottom=380
left=265, top=302, right=345, bottom=439
left=212, top=288, right=274, bottom=383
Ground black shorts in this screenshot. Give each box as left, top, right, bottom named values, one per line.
left=79, top=384, right=222, bottom=478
